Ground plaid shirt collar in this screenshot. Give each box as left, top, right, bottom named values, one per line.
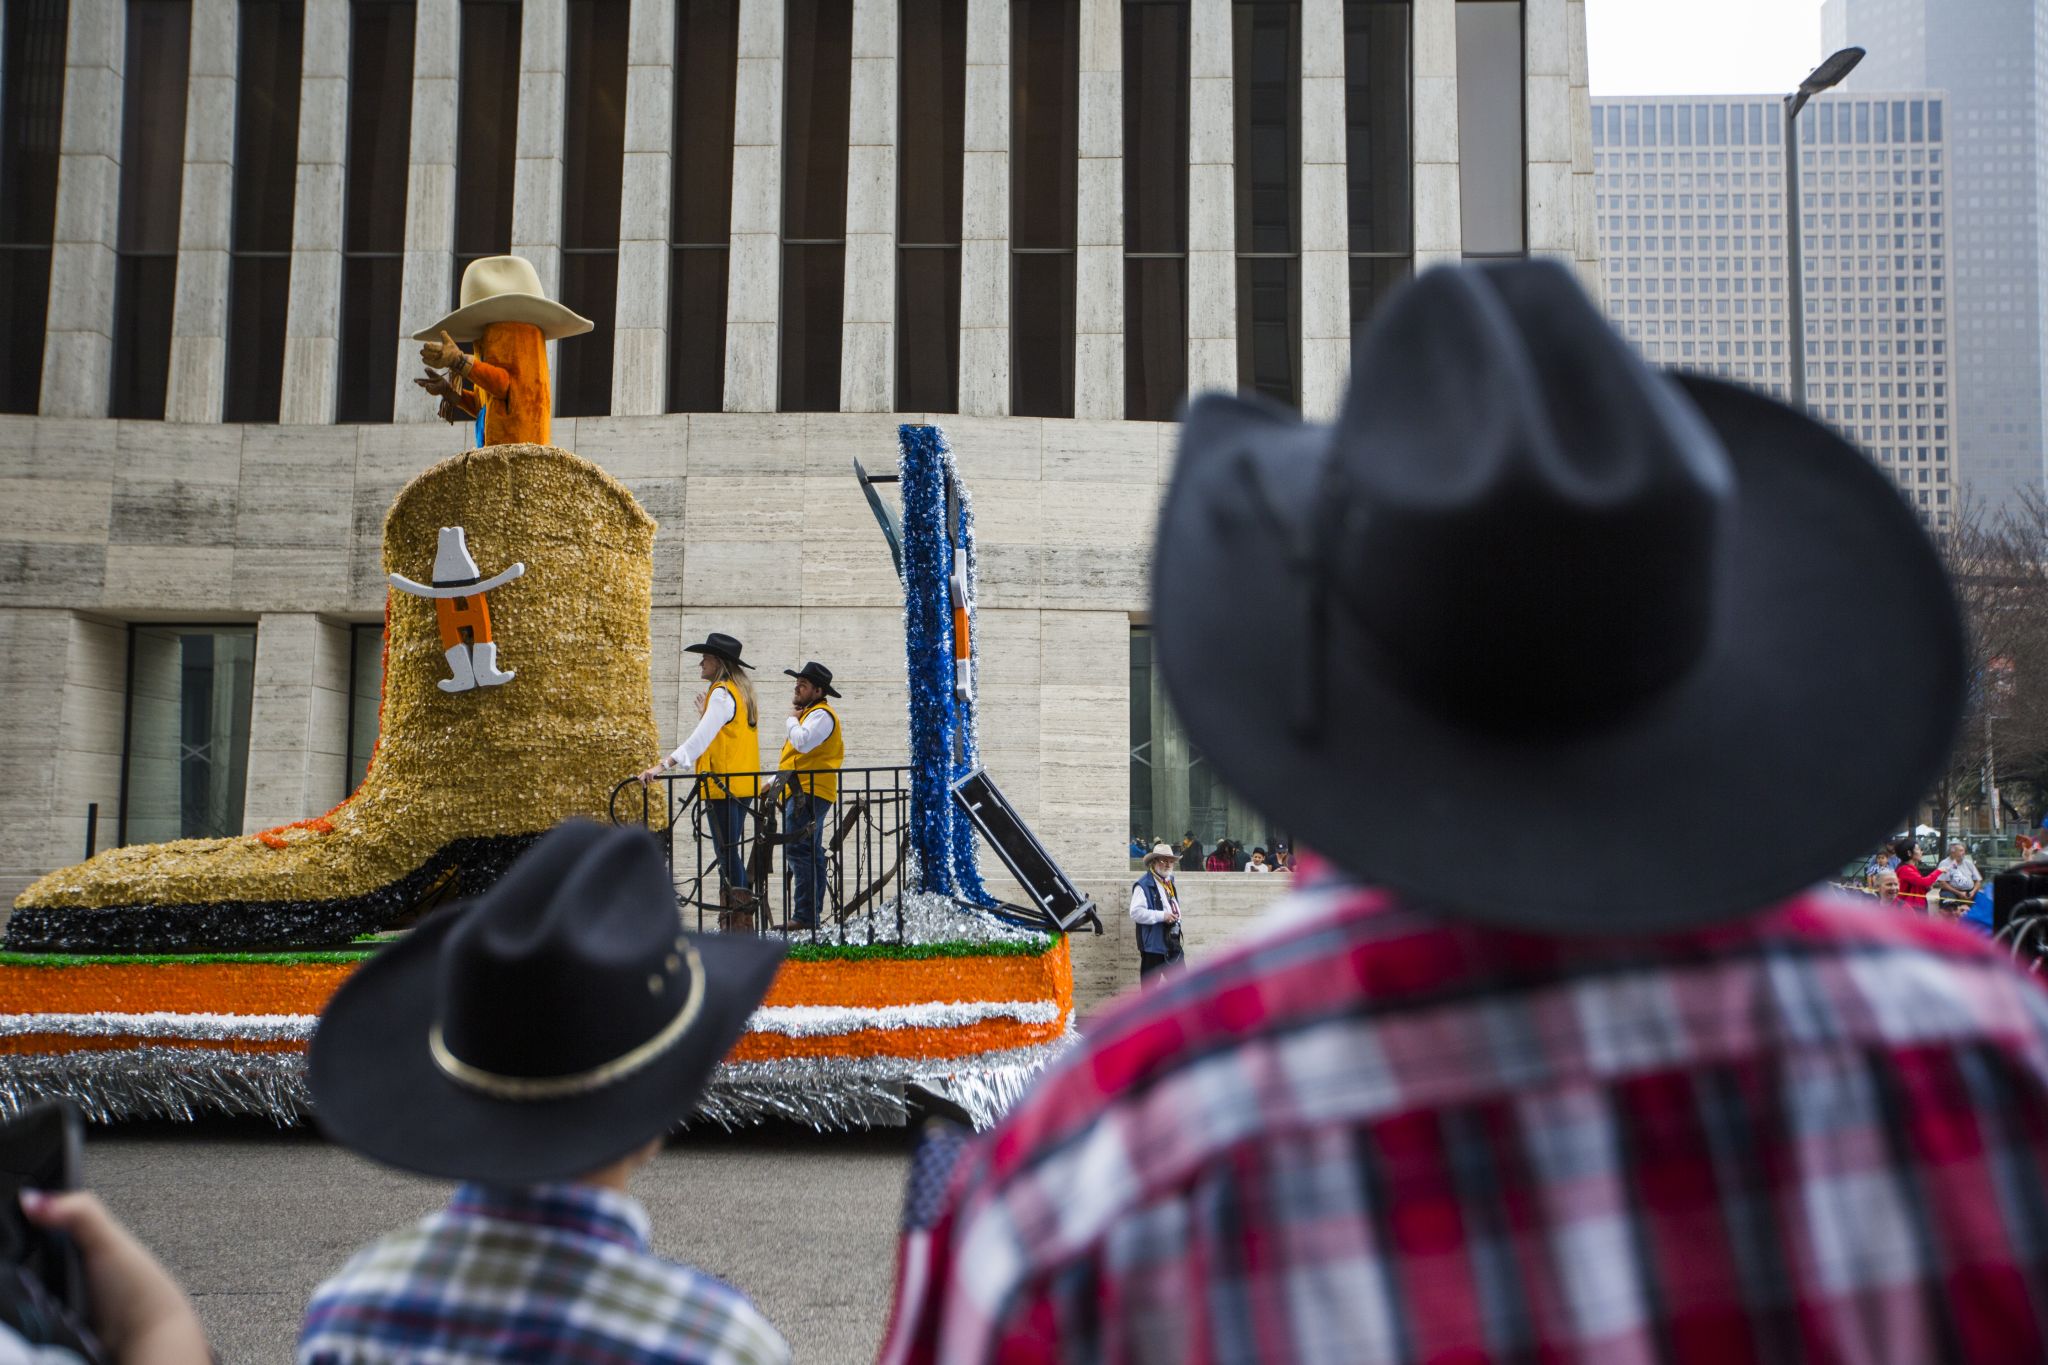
left=443, top=1180, right=652, bottom=1254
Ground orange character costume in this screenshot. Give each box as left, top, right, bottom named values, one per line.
left=412, top=255, right=591, bottom=448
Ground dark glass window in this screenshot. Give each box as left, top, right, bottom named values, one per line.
left=109, top=0, right=192, bottom=420
left=1122, top=0, right=1188, bottom=422
left=897, top=0, right=966, bottom=413
left=556, top=0, right=628, bottom=416
left=120, top=626, right=255, bottom=846
left=668, top=0, right=737, bottom=412
left=454, top=0, right=520, bottom=286
left=335, top=0, right=416, bottom=422
left=0, top=0, right=68, bottom=413
left=779, top=0, right=851, bottom=412
left=1233, top=0, right=1298, bottom=407
left=1011, top=0, right=1077, bottom=418
left=1344, top=0, right=1409, bottom=326
left=1454, top=0, right=1522, bottom=258
left=347, top=622, right=382, bottom=791
left=224, top=0, right=304, bottom=423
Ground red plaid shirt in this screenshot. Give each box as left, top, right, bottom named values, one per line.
left=879, top=883, right=2048, bottom=1364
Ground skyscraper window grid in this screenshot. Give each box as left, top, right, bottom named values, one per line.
left=1592, top=93, right=1952, bottom=526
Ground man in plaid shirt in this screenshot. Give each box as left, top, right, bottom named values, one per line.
left=879, top=262, right=2044, bottom=1363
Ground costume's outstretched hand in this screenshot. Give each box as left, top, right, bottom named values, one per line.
left=414, top=368, right=461, bottom=401
left=420, top=329, right=463, bottom=370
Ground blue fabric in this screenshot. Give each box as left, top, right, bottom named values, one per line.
left=781, top=792, right=830, bottom=927
left=298, top=1182, right=789, bottom=1365
left=1964, top=886, right=1996, bottom=936
left=703, top=798, right=749, bottom=891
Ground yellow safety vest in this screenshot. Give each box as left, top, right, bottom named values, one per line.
left=696, top=680, right=759, bottom=799
left=777, top=700, right=843, bottom=802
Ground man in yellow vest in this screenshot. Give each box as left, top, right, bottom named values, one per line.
left=775, top=661, right=844, bottom=932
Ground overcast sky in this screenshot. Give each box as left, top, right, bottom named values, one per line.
left=1586, top=0, right=1827, bottom=98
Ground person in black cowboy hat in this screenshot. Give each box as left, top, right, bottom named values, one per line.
left=640, top=633, right=762, bottom=918
left=880, top=260, right=2048, bottom=1363
left=773, top=662, right=844, bottom=933
left=301, top=820, right=790, bottom=1364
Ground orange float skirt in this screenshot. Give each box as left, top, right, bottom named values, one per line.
left=0, top=936, right=1075, bottom=1129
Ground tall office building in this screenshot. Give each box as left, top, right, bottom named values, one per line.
left=1825, top=0, right=2048, bottom=507
left=1593, top=92, right=1956, bottom=525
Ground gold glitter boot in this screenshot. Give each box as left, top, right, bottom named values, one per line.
left=8, top=445, right=664, bottom=951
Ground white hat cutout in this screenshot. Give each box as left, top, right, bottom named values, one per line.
left=389, top=527, right=526, bottom=600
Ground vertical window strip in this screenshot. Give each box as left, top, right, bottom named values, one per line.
left=1454, top=0, right=1522, bottom=258
left=896, top=0, right=966, bottom=414
left=1010, top=0, right=1078, bottom=419
left=556, top=0, right=628, bottom=417
left=110, top=0, right=193, bottom=420
left=0, top=0, right=68, bottom=413
left=224, top=0, right=305, bottom=423
left=1233, top=0, right=1299, bottom=407
left=779, top=0, right=852, bottom=413
left=336, top=0, right=416, bottom=422
left=1344, top=0, right=1410, bottom=327
left=454, top=0, right=521, bottom=293
left=1121, top=0, right=1188, bottom=422
left=668, top=0, right=737, bottom=412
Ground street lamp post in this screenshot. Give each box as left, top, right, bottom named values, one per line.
left=1784, top=47, right=1865, bottom=410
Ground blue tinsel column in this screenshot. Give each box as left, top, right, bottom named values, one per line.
left=899, top=424, right=994, bottom=904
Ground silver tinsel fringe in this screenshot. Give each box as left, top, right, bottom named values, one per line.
left=0, top=1034, right=1076, bottom=1131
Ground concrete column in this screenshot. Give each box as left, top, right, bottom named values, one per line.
left=165, top=0, right=237, bottom=423
left=1185, top=0, right=1234, bottom=395
left=838, top=0, right=897, bottom=412
left=38, top=0, right=125, bottom=417
left=722, top=0, right=784, bottom=412
left=512, top=0, right=568, bottom=390
left=392, top=0, right=461, bottom=421
left=1525, top=0, right=1573, bottom=267
left=613, top=0, right=677, bottom=414
left=279, top=0, right=350, bottom=424
left=957, top=0, right=1009, bottom=415
left=1412, top=0, right=1460, bottom=271
left=242, top=614, right=354, bottom=832
left=1299, top=0, right=1348, bottom=419
left=0, top=611, right=124, bottom=904
left=1566, top=0, right=1598, bottom=297
left=1072, top=0, right=1122, bottom=418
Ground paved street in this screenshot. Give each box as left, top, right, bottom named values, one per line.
left=88, top=1119, right=911, bottom=1364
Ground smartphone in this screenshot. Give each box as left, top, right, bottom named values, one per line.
left=0, top=1102, right=87, bottom=1319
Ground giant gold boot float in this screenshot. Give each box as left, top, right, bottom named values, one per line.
left=6, top=444, right=662, bottom=952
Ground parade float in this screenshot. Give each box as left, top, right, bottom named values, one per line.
left=0, top=320, right=1091, bottom=1127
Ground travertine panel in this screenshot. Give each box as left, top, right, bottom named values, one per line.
left=243, top=613, right=354, bottom=830
left=839, top=0, right=896, bottom=412
left=1412, top=0, right=1459, bottom=261
left=957, top=0, right=1009, bottom=415
left=513, top=0, right=568, bottom=390
left=1299, top=0, right=1349, bottom=419
left=166, top=0, right=237, bottom=423
left=722, top=0, right=783, bottom=411
left=613, top=0, right=677, bottom=415
left=392, top=0, right=461, bottom=422
left=1186, top=0, right=1235, bottom=396
left=1073, top=0, right=1123, bottom=418
left=280, top=0, right=351, bottom=424
left=40, top=0, right=124, bottom=418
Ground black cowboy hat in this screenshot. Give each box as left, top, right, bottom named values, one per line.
left=1153, top=260, right=1965, bottom=934
left=684, top=632, right=753, bottom=669
left=783, top=661, right=842, bottom=698
left=309, top=821, right=785, bottom=1183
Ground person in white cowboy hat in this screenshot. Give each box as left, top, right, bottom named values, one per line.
left=1130, top=842, right=1185, bottom=980
left=413, top=254, right=592, bottom=448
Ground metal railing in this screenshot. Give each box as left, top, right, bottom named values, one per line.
left=610, top=766, right=915, bottom=944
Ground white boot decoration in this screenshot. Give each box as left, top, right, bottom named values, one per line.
left=390, top=526, right=527, bottom=697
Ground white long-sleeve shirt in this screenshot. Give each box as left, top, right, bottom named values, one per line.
left=783, top=707, right=836, bottom=754
left=1129, top=876, right=1180, bottom=925
left=663, top=686, right=737, bottom=770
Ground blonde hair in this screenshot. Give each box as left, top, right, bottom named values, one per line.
left=704, top=657, right=758, bottom=727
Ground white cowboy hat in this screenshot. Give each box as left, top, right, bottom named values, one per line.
left=1143, top=843, right=1177, bottom=868
left=412, top=255, right=593, bottom=343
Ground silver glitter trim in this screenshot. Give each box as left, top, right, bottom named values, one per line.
left=0, top=1033, right=1078, bottom=1131
left=0, top=1013, right=315, bottom=1043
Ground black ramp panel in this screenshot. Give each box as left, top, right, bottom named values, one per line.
left=949, top=768, right=1102, bottom=934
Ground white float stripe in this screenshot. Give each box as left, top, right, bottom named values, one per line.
left=0, top=998, right=1066, bottom=1045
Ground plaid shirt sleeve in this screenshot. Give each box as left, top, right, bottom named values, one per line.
left=880, top=886, right=2048, bottom=1365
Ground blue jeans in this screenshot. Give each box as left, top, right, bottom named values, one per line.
left=781, top=792, right=831, bottom=927
left=703, top=798, right=749, bottom=892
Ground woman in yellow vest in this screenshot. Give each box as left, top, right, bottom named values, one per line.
left=639, top=633, right=760, bottom=903
left=775, top=661, right=844, bottom=932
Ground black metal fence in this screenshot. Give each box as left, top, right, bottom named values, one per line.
left=610, top=766, right=916, bottom=943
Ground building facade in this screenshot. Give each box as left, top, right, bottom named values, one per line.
left=1592, top=91, right=1956, bottom=525
left=1824, top=0, right=2048, bottom=508
left=0, top=0, right=1595, bottom=917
